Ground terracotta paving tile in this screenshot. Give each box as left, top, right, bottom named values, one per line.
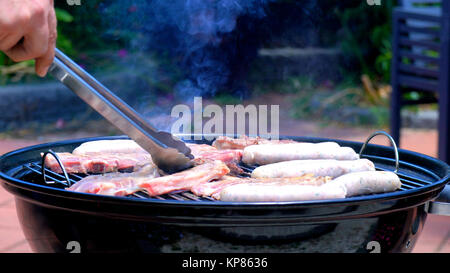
left=1, top=239, right=32, bottom=253
left=0, top=185, right=14, bottom=208
left=438, top=237, right=450, bottom=253
left=0, top=224, right=27, bottom=252
left=0, top=207, right=21, bottom=229
left=0, top=139, right=41, bottom=155
left=399, top=129, right=438, bottom=158
left=413, top=215, right=450, bottom=253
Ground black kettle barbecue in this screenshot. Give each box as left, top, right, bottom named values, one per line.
left=0, top=131, right=448, bottom=253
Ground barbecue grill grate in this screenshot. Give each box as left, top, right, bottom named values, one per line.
left=20, top=158, right=436, bottom=202
left=15, top=131, right=440, bottom=202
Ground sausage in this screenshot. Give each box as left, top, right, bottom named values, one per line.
left=242, top=142, right=358, bottom=165
left=219, top=183, right=347, bottom=202
left=328, top=171, right=402, bottom=197
left=191, top=174, right=331, bottom=199
left=251, top=159, right=375, bottom=179
left=218, top=171, right=401, bottom=202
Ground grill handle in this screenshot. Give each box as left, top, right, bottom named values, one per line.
left=359, top=131, right=450, bottom=216
left=359, top=131, right=399, bottom=173
left=428, top=184, right=450, bottom=216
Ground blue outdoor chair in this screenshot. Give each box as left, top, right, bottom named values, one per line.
left=390, top=0, right=449, bottom=162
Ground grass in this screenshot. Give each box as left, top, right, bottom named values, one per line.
left=278, top=76, right=391, bottom=128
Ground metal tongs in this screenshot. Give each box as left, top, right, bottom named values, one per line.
left=48, top=49, right=194, bottom=173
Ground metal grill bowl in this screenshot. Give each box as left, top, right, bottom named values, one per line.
left=0, top=134, right=448, bottom=253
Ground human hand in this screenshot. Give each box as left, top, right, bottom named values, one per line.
left=0, top=0, right=57, bottom=77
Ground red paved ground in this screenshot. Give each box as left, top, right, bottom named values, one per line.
left=0, top=128, right=448, bottom=253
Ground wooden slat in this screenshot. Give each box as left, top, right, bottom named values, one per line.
left=399, top=50, right=440, bottom=65
left=437, top=0, right=450, bottom=162
left=395, top=9, right=441, bottom=23
left=402, top=97, right=437, bottom=105
left=398, top=63, right=439, bottom=78
left=397, top=75, right=439, bottom=92
left=399, top=24, right=440, bottom=35
left=399, top=37, right=441, bottom=50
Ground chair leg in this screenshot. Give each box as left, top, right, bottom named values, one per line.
left=438, top=75, right=449, bottom=162
left=438, top=97, right=449, bottom=163
left=438, top=3, right=449, bottom=163
left=390, top=11, right=401, bottom=148
left=390, top=84, right=402, bottom=147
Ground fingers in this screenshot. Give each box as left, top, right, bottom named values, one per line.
left=35, top=6, right=57, bottom=77
left=1, top=0, right=56, bottom=77
left=0, top=30, right=24, bottom=52
left=4, top=22, right=49, bottom=63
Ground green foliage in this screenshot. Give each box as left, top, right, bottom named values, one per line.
left=0, top=2, right=128, bottom=84
left=55, top=7, right=75, bottom=55
left=289, top=78, right=390, bottom=128
left=336, top=1, right=395, bottom=84
left=55, top=8, right=74, bottom=23
left=0, top=7, right=77, bottom=83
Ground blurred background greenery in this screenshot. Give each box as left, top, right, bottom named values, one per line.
left=0, top=0, right=394, bottom=85
left=0, top=0, right=409, bottom=128
left=0, top=1, right=395, bottom=85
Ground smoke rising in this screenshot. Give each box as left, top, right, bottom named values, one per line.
left=99, top=0, right=274, bottom=97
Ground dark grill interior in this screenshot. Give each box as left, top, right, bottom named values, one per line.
left=14, top=151, right=439, bottom=202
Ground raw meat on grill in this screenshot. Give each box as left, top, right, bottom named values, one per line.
left=71, top=139, right=243, bottom=162
left=67, top=160, right=230, bottom=196
left=47, top=135, right=401, bottom=201
left=44, top=141, right=242, bottom=174
left=64, top=163, right=160, bottom=195
left=212, top=135, right=297, bottom=150
left=43, top=152, right=153, bottom=174
left=190, top=175, right=243, bottom=198
left=73, top=139, right=147, bottom=155
left=189, top=144, right=243, bottom=174
left=189, top=144, right=242, bottom=164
